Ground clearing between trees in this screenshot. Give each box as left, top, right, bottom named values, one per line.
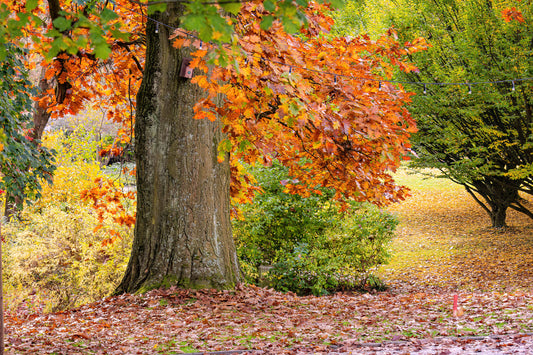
left=6, top=171, right=533, bottom=354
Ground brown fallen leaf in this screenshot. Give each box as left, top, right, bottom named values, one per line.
left=453, top=306, right=464, bottom=317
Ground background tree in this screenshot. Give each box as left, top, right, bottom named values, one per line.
left=362, top=0, right=533, bottom=228
left=0, top=0, right=145, bottom=217
left=0, top=45, right=55, bottom=215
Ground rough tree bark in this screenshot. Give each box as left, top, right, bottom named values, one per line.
left=115, top=4, right=240, bottom=294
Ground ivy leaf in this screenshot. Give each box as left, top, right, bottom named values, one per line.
left=260, top=15, right=274, bottom=30
left=220, top=2, right=241, bottom=15
left=53, top=17, right=72, bottom=32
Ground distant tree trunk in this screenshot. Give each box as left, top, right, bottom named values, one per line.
left=31, top=67, right=52, bottom=141
left=489, top=205, right=507, bottom=229
left=115, top=4, right=240, bottom=294
left=465, top=177, right=523, bottom=228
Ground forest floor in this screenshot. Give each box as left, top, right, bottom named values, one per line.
left=6, top=170, right=533, bottom=354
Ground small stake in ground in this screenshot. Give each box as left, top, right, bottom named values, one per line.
left=453, top=294, right=464, bottom=317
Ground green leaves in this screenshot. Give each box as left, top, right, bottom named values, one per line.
left=0, top=44, right=55, bottom=200
left=25, top=0, right=38, bottom=12
left=100, top=8, right=119, bottom=23
left=263, top=0, right=277, bottom=12
left=260, top=15, right=274, bottom=30
left=43, top=6, right=130, bottom=60
left=53, top=16, right=72, bottom=32
left=182, top=2, right=234, bottom=43
left=391, top=0, right=533, bottom=226
left=178, top=0, right=344, bottom=43
left=147, top=1, right=167, bottom=15
left=219, top=1, right=242, bottom=15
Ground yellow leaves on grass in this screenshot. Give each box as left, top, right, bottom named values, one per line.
left=379, top=170, right=533, bottom=293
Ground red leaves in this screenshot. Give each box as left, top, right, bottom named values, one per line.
left=6, top=285, right=533, bottom=353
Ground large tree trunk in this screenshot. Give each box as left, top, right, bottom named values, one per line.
left=115, top=5, right=240, bottom=294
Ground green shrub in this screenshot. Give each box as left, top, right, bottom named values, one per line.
left=232, top=161, right=336, bottom=282
left=268, top=204, right=397, bottom=295
left=233, top=161, right=398, bottom=295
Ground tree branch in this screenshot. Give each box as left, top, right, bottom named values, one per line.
left=127, top=0, right=256, bottom=6
left=464, top=185, right=492, bottom=217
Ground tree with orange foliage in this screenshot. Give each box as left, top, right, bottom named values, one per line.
left=3, top=0, right=425, bottom=293
left=115, top=1, right=426, bottom=293
left=0, top=0, right=144, bottom=217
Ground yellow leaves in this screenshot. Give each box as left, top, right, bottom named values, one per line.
left=317, top=51, right=327, bottom=61
left=212, top=31, right=224, bottom=40
left=191, top=74, right=209, bottom=88
left=382, top=169, right=533, bottom=293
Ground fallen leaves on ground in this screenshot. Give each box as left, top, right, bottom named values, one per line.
left=7, top=171, right=533, bottom=354
left=6, top=285, right=533, bottom=354
left=379, top=170, right=533, bottom=294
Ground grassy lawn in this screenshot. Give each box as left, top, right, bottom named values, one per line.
left=379, top=168, right=533, bottom=293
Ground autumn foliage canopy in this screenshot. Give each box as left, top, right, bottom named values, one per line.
left=173, top=1, right=428, bottom=206
left=3, top=0, right=429, bottom=215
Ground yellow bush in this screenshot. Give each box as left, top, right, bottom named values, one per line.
left=2, top=127, right=134, bottom=312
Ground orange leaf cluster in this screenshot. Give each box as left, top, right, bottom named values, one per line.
left=177, top=1, right=427, bottom=206
left=13, top=0, right=144, bottom=145
left=501, top=7, right=525, bottom=23
left=80, top=176, right=136, bottom=246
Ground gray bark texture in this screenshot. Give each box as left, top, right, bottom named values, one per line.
left=116, top=4, right=240, bottom=294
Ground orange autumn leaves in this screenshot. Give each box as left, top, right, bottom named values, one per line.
left=173, top=1, right=429, bottom=206
left=17, top=0, right=144, bottom=142
left=81, top=176, right=136, bottom=247
left=501, top=7, right=525, bottom=23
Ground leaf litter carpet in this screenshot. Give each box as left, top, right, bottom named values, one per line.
left=7, top=178, right=533, bottom=354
